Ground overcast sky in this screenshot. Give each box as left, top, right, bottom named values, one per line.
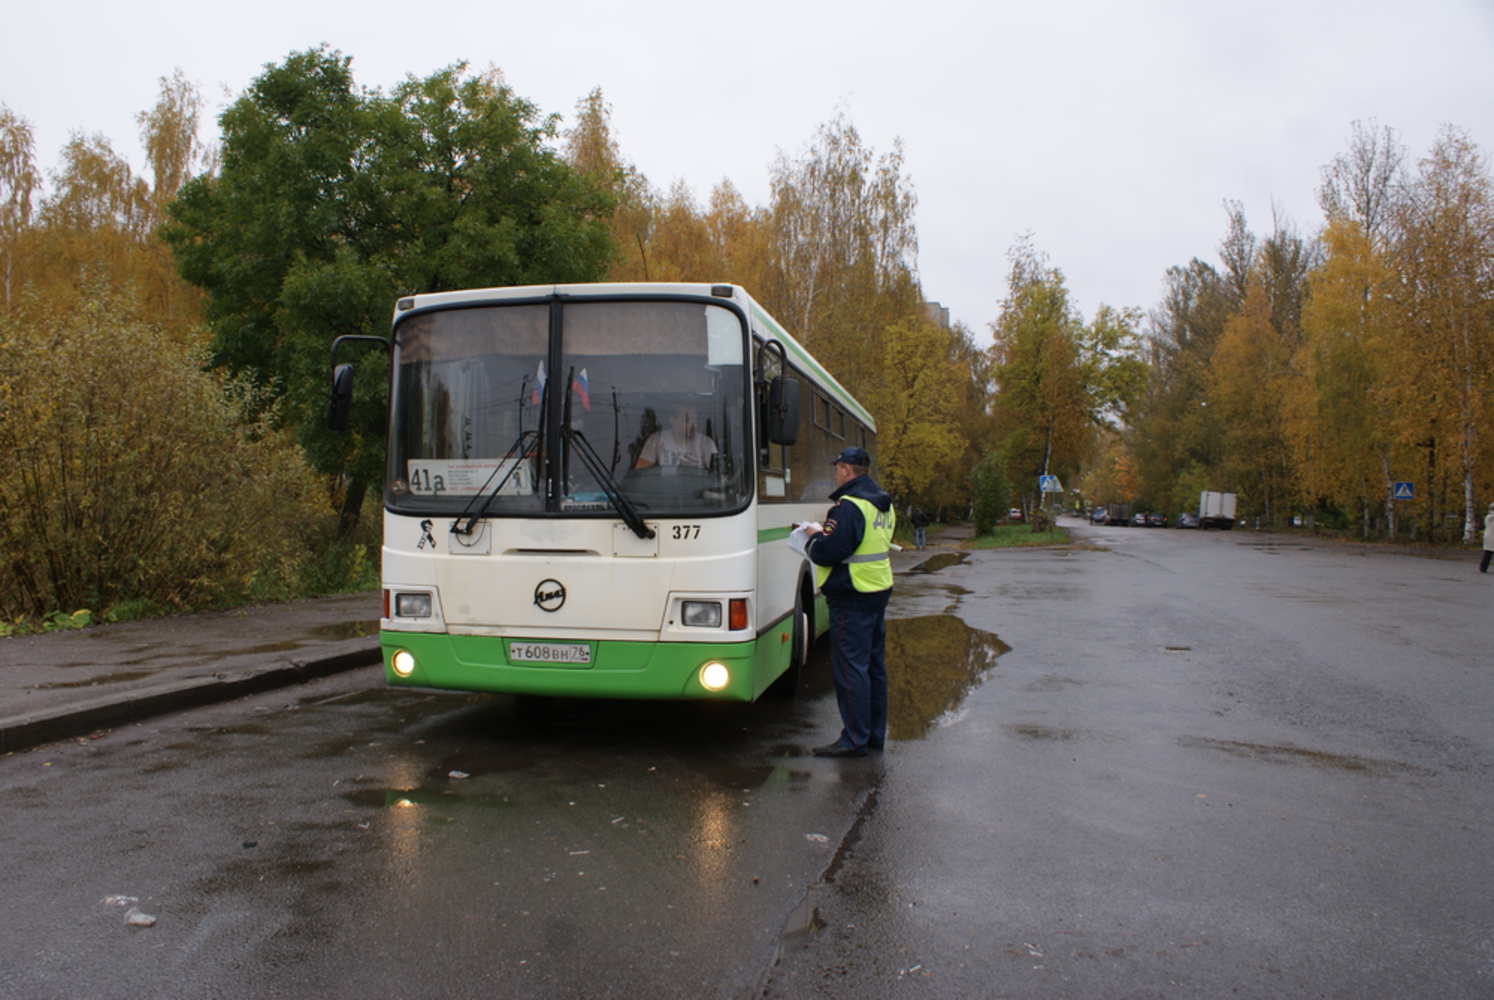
left=5, top=0, right=1492, bottom=337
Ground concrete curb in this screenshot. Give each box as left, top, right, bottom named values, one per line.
left=0, top=639, right=381, bottom=754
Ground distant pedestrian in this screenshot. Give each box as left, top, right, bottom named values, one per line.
left=1482, top=502, right=1494, bottom=573
left=911, top=507, right=930, bottom=550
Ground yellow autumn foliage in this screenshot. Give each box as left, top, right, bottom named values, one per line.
left=0, top=281, right=328, bottom=619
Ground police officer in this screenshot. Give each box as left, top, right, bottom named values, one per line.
left=803, top=446, right=895, bottom=757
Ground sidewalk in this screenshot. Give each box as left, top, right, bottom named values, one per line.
left=0, top=524, right=973, bottom=754
left=0, top=592, right=382, bottom=753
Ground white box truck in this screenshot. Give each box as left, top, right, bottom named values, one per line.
left=1199, top=491, right=1237, bottom=530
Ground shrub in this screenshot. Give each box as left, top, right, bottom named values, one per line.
left=971, top=450, right=1012, bottom=536
left=0, top=280, right=329, bottom=620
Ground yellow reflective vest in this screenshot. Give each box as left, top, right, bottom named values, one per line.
left=814, top=496, right=895, bottom=593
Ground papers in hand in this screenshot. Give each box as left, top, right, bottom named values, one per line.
left=787, top=522, right=822, bottom=557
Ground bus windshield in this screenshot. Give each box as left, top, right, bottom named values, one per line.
left=386, top=297, right=751, bottom=518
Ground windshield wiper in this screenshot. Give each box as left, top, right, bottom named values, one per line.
left=451, top=429, right=537, bottom=537
left=562, top=425, right=654, bottom=540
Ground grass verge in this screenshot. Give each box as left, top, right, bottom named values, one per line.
left=967, top=524, right=1071, bottom=549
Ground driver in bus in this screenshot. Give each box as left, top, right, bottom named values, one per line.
left=634, top=403, right=718, bottom=470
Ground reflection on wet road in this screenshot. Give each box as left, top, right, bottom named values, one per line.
left=886, top=616, right=1009, bottom=740
left=906, top=551, right=970, bottom=575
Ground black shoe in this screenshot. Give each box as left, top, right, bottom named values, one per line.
left=812, top=742, right=866, bottom=758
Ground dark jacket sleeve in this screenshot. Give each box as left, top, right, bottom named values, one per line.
left=806, top=498, right=866, bottom=568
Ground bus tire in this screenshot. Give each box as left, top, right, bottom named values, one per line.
left=765, top=587, right=810, bottom=700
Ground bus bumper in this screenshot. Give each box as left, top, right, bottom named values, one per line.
left=380, top=631, right=782, bottom=701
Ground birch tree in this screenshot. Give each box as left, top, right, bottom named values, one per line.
left=1210, top=278, right=1292, bottom=521
left=761, top=112, right=920, bottom=388
left=988, top=238, right=1092, bottom=503
left=562, top=87, right=652, bottom=280
left=1290, top=218, right=1400, bottom=535
left=864, top=316, right=968, bottom=501
left=0, top=104, right=37, bottom=311
left=1389, top=125, right=1494, bottom=542
left=1318, top=119, right=1407, bottom=249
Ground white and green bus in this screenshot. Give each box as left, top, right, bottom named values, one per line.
left=329, top=283, right=875, bottom=702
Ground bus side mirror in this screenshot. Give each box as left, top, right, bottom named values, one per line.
left=328, top=363, right=355, bottom=433
left=765, top=376, right=800, bottom=445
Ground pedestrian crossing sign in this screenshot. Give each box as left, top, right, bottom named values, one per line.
left=1039, top=475, right=1062, bottom=493
left=1393, top=481, right=1413, bottom=500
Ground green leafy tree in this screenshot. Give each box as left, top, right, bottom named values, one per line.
left=1082, top=303, right=1147, bottom=429
left=971, top=450, right=1012, bottom=537
left=1130, top=259, right=1232, bottom=509
left=164, top=48, right=616, bottom=531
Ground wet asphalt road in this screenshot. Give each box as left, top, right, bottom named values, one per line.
left=3, top=522, right=1491, bottom=999
left=768, top=524, right=1493, bottom=999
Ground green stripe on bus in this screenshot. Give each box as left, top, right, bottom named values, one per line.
left=759, top=525, right=794, bottom=543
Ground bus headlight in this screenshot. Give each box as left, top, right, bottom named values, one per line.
left=682, top=601, right=723, bottom=628
left=699, top=662, right=730, bottom=691
left=391, top=649, right=417, bottom=678
left=394, top=591, right=432, bottom=618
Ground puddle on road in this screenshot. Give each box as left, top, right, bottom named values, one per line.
left=41, top=620, right=383, bottom=671
left=777, top=892, right=828, bottom=949
left=906, top=551, right=969, bottom=574
left=1180, top=736, right=1431, bottom=778
left=704, top=761, right=807, bottom=792
left=1243, top=541, right=1313, bottom=554
left=735, top=890, right=829, bottom=1000
left=1253, top=586, right=1353, bottom=606
left=885, top=615, right=1010, bottom=741
left=1003, top=722, right=1124, bottom=746
left=340, top=785, right=523, bottom=817
left=1007, top=724, right=1082, bottom=742
left=310, top=620, right=381, bottom=639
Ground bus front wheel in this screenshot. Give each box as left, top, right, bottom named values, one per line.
left=765, top=588, right=810, bottom=700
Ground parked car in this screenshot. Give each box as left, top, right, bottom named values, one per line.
left=1175, top=511, right=1200, bottom=529
left=1090, top=507, right=1108, bottom=524
left=1008, top=508, right=1024, bottom=523
left=1131, top=512, right=1148, bottom=527
left=1146, top=511, right=1168, bottom=528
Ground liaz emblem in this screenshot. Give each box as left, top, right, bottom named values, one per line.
left=534, top=579, right=566, bottom=612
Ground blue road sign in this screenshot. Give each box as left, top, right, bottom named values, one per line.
left=1393, top=481, right=1414, bottom=500
left=1039, top=475, right=1062, bottom=493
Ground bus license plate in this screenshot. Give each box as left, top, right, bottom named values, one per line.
left=509, top=642, right=592, bottom=665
